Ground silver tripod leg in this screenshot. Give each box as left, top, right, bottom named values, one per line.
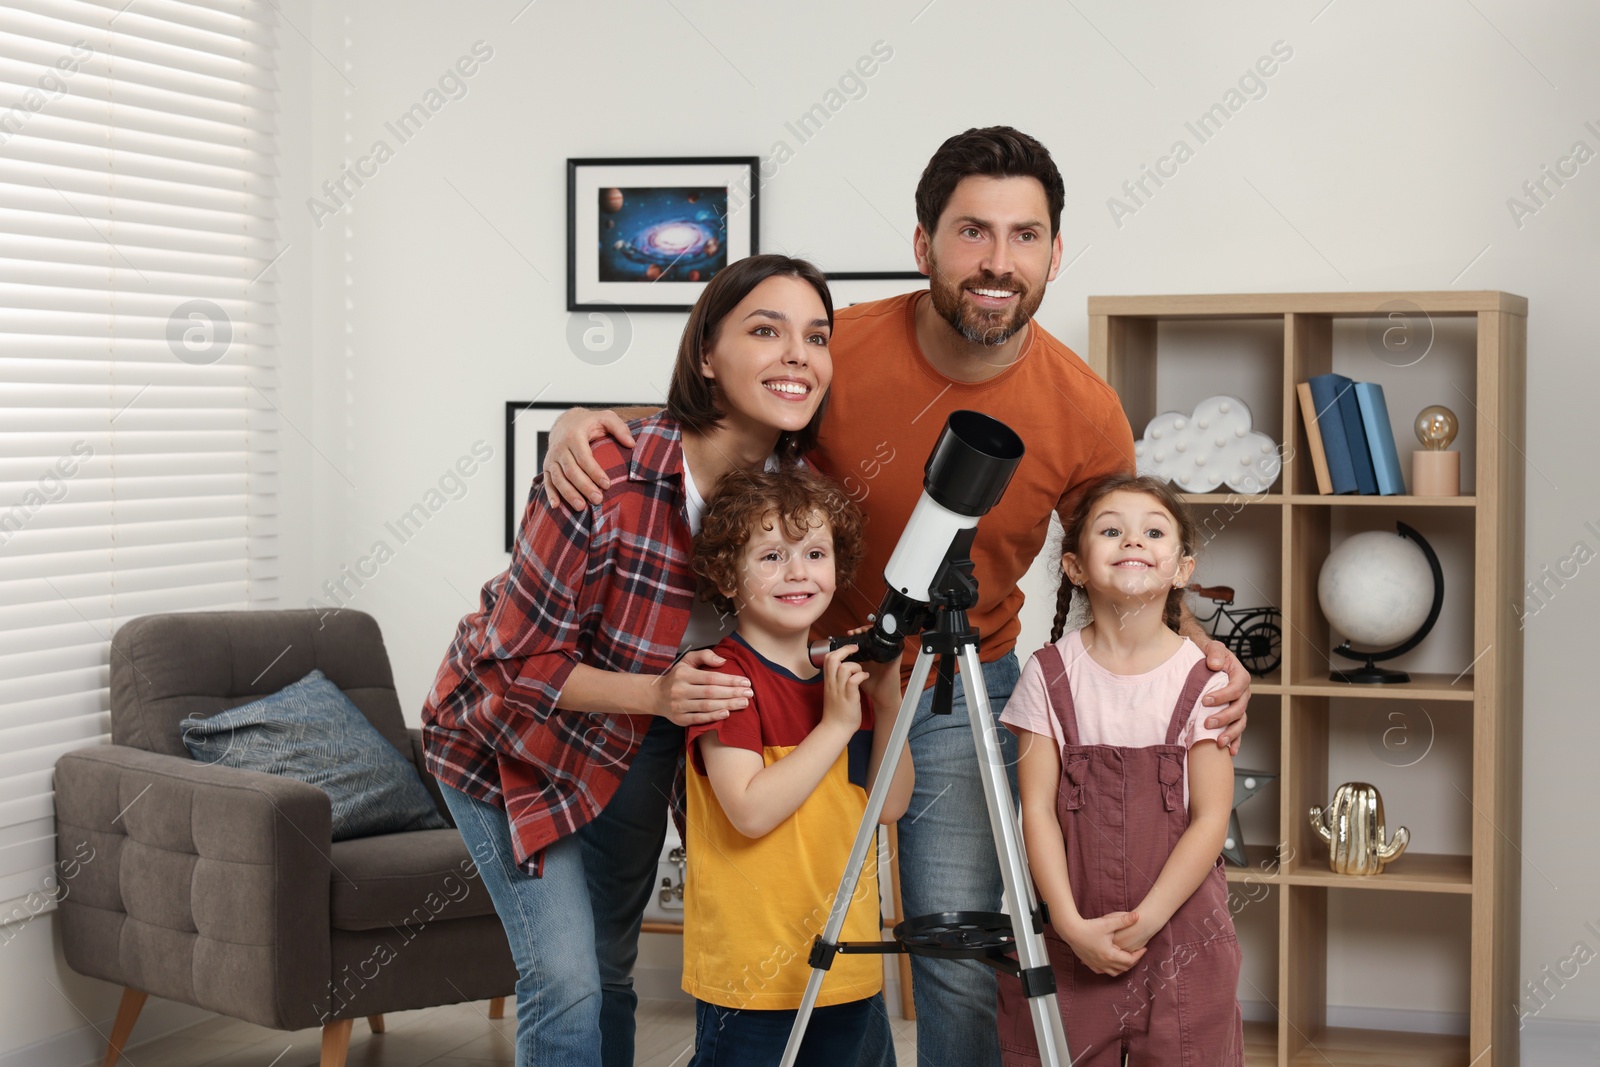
left=779, top=645, right=1072, bottom=1066
left=778, top=649, right=933, bottom=1067
left=955, top=642, right=1072, bottom=1067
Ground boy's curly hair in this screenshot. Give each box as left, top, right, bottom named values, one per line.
left=692, top=467, right=866, bottom=616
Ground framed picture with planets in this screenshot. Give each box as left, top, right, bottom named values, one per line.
left=568, top=157, right=759, bottom=312
left=824, top=270, right=929, bottom=308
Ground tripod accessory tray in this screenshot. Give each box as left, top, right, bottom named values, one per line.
left=894, top=910, right=1016, bottom=958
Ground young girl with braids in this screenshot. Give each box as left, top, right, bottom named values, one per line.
left=995, top=473, right=1244, bottom=1066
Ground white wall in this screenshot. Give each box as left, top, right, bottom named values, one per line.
left=298, top=0, right=1599, bottom=1045
left=7, top=0, right=1598, bottom=1062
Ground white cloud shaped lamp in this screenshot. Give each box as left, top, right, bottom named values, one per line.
left=1134, top=395, right=1281, bottom=494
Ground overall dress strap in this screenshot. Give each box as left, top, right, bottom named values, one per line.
left=1165, top=657, right=1218, bottom=746
left=1036, top=643, right=1081, bottom=748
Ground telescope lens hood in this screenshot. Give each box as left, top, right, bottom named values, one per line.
left=923, top=410, right=1025, bottom=517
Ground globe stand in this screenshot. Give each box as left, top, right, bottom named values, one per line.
left=1329, top=521, right=1445, bottom=685
left=1330, top=658, right=1412, bottom=685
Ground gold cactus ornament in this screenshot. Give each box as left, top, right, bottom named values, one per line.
left=1309, top=782, right=1410, bottom=875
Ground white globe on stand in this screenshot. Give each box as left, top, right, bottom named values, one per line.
left=1317, top=531, right=1434, bottom=648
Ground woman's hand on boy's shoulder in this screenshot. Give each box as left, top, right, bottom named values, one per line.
left=647, top=647, right=754, bottom=726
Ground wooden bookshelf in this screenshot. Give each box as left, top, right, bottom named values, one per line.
left=1090, top=291, right=1525, bottom=1066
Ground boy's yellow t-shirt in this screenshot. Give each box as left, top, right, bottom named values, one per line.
left=682, top=633, right=883, bottom=1010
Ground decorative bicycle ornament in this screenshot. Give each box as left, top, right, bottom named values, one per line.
left=1188, top=583, right=1282, bottom=677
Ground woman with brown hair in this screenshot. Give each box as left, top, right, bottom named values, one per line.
left=422, top=255, right=840, bottom=1067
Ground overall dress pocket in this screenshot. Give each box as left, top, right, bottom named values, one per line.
left=1171, top=866, right=1245, bottom=1066
left=1173, top=933, right=1244, bottom=1066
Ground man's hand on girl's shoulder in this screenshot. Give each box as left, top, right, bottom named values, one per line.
left=1200, top=638, right=1249, bottom=755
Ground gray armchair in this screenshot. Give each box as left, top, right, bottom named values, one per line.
left=54, top=609, right=516, bottom=1067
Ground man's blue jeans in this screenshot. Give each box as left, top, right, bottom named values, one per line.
left=859, top=651, right=1022, bottom=1067
left=439, top=716, right=683, bottom=1067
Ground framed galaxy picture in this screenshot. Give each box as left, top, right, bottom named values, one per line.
left=505, top=399, right=652, bottom=551
left=824, top=270, right=929, bottom=308
left=567, top=157, right=759, bottom=311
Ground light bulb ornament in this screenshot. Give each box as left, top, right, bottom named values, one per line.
left=1414, top=404, right=1459, bottom=450
left=1411, top=404, right=1461, bottom=496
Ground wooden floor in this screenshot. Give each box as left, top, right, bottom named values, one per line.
left=118, top=998, right=921, bottom=1066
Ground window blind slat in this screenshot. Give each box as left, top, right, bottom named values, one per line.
left=0, top=9, right=276, bottom=92
left=0, top=177, right=278, bottom=237
left=4, top=0, right=277, bottom=41
left=0, top=686, right=105, bottom=735
left=0, top=0, right=276, bottom=890
left=0, top=116, right=278, bottom=180
left=0, top=342, right=278, bottom=367
left=0, top=768, right=52, bottom=806
left=0, top=165, right=277, bottom=225
left=0, top=451, right=279, bottom=481
left=0, top=641, right=105, bottom=684
left=0, top=734, right=107, bottom=790
left=0, top=206, right=278, bottom=258
left=0, top=240, right=282, bottom=279
left=0, top=710, right=110, bottom=765
left=0, top=523, right=277, bottom=566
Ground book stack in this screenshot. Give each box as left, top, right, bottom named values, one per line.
left=1296, top=373, right=1407, bottom=495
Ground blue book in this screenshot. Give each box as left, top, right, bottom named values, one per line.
left=1335, top=378, right=1379, bottom=494
left=1315, top=372, right=1378, bottom=494
left=1355, top=381, right=1406, bottom=495
left=1305, top=374, right=1358, bottom=494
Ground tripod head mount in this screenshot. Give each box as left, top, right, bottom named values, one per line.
left=809, top=412, right=1022, bottom=670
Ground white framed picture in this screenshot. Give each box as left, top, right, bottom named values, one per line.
left=824, top=270, right=929, bottom=308
left=568, top=157, right=758, bottom=312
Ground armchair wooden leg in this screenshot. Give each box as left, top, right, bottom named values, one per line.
left=102, top=988, right=147, bottom=1067
left=320, top=1019, right=354, bottom=1067
left=488, top=996, right=506, bottom=1019
left=366, top=1014, right=385, bottom=1033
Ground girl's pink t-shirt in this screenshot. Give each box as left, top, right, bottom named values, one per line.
left=1000, top=629, right=1228, bottom=805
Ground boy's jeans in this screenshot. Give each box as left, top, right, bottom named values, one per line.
left=688, top=996, right=877, bottom=1066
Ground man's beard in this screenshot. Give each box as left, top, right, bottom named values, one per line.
left=926, top=261, right=1045, bottom=347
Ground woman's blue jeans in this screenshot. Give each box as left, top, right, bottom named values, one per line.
left=439, top=716, right=684, bottom=1067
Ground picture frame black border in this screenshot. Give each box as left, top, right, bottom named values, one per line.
left=823, top=271, right=928, bottom=281
left=505, top=400, right=652, bottom=552
left=567, top=156, right=760, bottom=313
left=823, top=270, right=929, bottom=308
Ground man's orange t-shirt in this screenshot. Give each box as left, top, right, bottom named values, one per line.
left=812, top=291, right=1137, bottom=685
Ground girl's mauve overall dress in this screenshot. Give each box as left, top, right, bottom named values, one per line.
left=997, top=643, right=1245, bottom=1066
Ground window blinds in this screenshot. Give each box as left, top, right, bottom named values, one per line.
left=0, top=0, right=278, bottom=919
